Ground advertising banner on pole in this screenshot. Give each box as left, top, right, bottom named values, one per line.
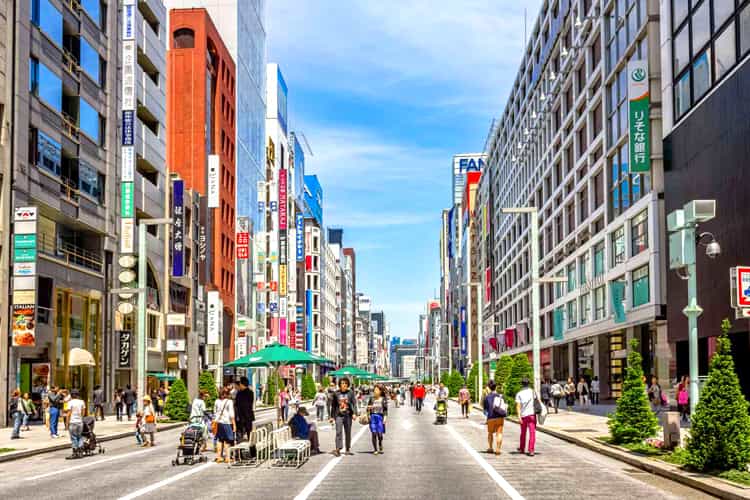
left=628, top=60, right=650, bottom=173
left=207, top=291, right=220, bottom=345
left=172, top=179, right=185, bottom=277
left=207, top=155, right=219, bottom=208
left=295, top=213, right=304, bottom=261
left=118, top=330, right=132, bottom=368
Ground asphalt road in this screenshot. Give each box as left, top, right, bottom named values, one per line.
left=0, top=398, right=714, bottom=499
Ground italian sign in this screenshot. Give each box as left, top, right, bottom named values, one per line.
left=12, top=304, right=36, bottom=347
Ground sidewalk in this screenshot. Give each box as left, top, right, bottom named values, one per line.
left=0, top=416, right=184, bottom=463
left=530, top=407, right=750, bottom=499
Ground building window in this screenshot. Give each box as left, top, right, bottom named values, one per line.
left=630, top=209, right=648, bottom=255
left=30, top=58, right=62, bottom=112
left=31, top=128, right=62, bottom=176
left=610, top=142, right=651, bottom=217
left=80, top=0, right=104, bottom=29
left=567, top=262, right=576, bottom=291
left=30, top=0, right=63, bottom=46
left=80, top=36, right=102, bottom=86
left=611, top=226, right=625, bottom=267
left=567, top=300, right=577, bottom=329
left=580, top=293, right=591, bottom=325
left=632, top=264, right=650, bottom=307
left=173, top=28, right=195, bottom=49
left=594, top=286, right=606, bottom=320
left=594, top=241, right=605, bottom=277
left=79, top=97, right=102, bottom=144
left=742, top=4, right=750, bottom=55
left=79, top=160, right=104, bottom=203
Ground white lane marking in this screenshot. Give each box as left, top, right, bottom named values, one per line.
left=446, top=424, right=525, bottom=500
left=26, top=447, right=158, bottom=481
left=118, top=462, right=215, bottom=500
left=293, top=424, right=368, bottom=500
left=402, top=421, right=413, bottom=430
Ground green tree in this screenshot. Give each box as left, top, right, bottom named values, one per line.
left=321, top=375, right=331, bottom=388
left=466, top=363, right=479, bottom=401
left=687, top=319, right=750, bottom=472
left=504, top=354, right=533, bottom=414
left=164, top=378, right=189, bottom=421
left=440, top=371, right=451, bottom=387
left=494, top=356, right=514, bottom=394
left=608, top=339, right=658, bottom=444
left=448, top=370, right=465, bottom=397
left=199, top=371, right=219, bottom=411
left=264, top=371, right=283, bottom=406
left=301, top=373, right=316, bottom=400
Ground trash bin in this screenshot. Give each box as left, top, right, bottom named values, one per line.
left=663, top=411, right=681, bottom=449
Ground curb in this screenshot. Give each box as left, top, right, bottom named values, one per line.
left=0, top=402, right=299, bottom=464
left=506, top=417, right=750, bottom=500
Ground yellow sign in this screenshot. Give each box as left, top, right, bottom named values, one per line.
left=279, top=264, right=287, bottom=296
left=266, top=138, right=275, bottom=165
left=13, top=289, right=35, bottom=304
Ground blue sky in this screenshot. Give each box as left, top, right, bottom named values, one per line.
left=267, top=1, right=542, bottom=340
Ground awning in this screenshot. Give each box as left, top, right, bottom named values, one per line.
left=148, top=372, right=176, bottom=382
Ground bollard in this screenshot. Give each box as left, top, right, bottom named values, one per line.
left=663, top=411, right=681, bottom=450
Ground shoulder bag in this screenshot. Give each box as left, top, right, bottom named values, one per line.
left=211, top=400, right=228, bottom=435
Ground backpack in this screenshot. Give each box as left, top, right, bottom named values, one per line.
left=678, top=390, right=689, bottom=405
left=490, top=393, right=507, bottom=418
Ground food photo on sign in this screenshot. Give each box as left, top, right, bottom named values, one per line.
left=12, top=304, right=36, bottom=346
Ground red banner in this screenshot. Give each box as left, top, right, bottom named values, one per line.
left=279, top=169, right=288, bottom=230
left=504, top=328, right=515, bottom=348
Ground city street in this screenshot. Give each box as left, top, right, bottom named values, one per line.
left=0, top=399, right=711, bottom=500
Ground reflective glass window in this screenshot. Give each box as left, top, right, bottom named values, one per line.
left=79, top=97, right=101, bottom=144
left=715, top=21, right=736, bottom=80
left=632, top=265, right=650, bottom=307
left=673, top=0, right=690, bottom=29
left=30, top=0, right=63, bottom=46
left=742, top=4, right=750, bottom=55
left=675, top=71, right=691, bottom=117
left=713, top=0, right=734, bottom=30
left=31, top=59, right=62, bottom=112
left=37, top=130, right=62, bottom=176
left=674, top=25, right=690, bottom=73
left=80, top=37, right=101, bottom=85
left=693, top=48, right=712, bottom=99
left=78, top=160, right=102, bottom=200
left=692, top=1, right=711, bottom=52
left=80, top=0, right=101, bottom=26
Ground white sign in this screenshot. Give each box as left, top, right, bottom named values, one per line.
left=12, top=276, right=36, bottom=290
left=235, top=337, right=247, bottom=358
left=120, top=218, right=135, bottom=253
left=14, top=207, right=37, bottom=221
left=121, top=41, right=136, bottom=111
left=280, top=297, right=287, bottom=317
left=166, top=313, right=186, bottom=326
left=207, top=155, right=220, bottom=208
left=166, top=339, right=186, bottom=352
left=207, top=291, right=220, bottom=345
left=452, top=153, right=487, bottom=204
left=14, top=221, right=36, bottom=234
left=737, top=267, right=750, bottom=309
left=121, top=146, right=135, bottom=181
left=13, top=262, right=36, bottom=276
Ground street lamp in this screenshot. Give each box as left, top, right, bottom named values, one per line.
left=668, top=200, right=717, bottom=414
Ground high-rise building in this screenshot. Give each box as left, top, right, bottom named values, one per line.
left=481, top=0, right=665, bottom=399
left=167, top=7, right=237, bottom=370
left=322, top=242, right=339, bottom=367
left=302, top=175, right=322, bottom=358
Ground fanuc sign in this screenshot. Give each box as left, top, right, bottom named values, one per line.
left=452, top=153, right=486, bottom=204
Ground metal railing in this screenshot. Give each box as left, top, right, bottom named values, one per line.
left=38, top=233, right=103, bottom=273
left=61, top=112, right=79, bottom=142
left=60, top=177, right=80, bottom=204
left=62, top=50, right=80, bottom=79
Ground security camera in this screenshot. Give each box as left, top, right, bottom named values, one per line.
left=706, top=240, right=721, bottom=259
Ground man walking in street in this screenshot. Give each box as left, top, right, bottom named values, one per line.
left=123, top=384, right=136, bottom=421
left=93, top=385, right=105, bottom=421
left=326, top=381, right=337, bottom=420
left=47, top=386, right=63, bottom=438
left=413, top=382, right=426, bottom=413
left=329, top=377, right=358, bottom=456
left=482, top=380, right=506, bottom=455
left=515, top=377, right=537, bottom=456
left=459, top=384, right=471, bottom=418
left=66, top=389, right=86, bottom=458
left=234, top=376, right=255, bottom=442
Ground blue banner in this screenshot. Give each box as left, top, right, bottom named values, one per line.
left=305, top=290, right=313, bottom=352
left=171, top=179, right=185, bottom=277
left=296, top=213, right=304, bottom=261
left=460, top=306, right=467, bottom=356
left=122, top=110, right=134, bottom=146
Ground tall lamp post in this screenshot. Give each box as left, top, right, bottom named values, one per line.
left=667, top=200, right=719, bottom=414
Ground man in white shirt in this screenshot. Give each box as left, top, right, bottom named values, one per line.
left=66, top=390, right=86, bottom=456
left=514, top=378, right=537, bottom=457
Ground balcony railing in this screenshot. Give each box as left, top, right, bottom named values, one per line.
left=38, top=233, right=103, bottom=273
left=64, top=0, right=81, bottom=15
left=60, top=177, right=80, bottom=204
left=61, top=112, right=79, bottom=142
left=62, top=50, right=80, bottom=79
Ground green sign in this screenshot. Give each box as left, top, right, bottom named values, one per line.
left=14, top=234, right=37, bottom=249
left=553, top=307, right=565, bottom=340
left=14, top=247, right=37, bottom=262
left=628, top=60, right=650, bottom=173
left=121, top=182, right=134, bottom=218
left=611, top=281, right=627, bottom=324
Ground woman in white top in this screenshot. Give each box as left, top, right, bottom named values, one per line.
left=142, top=395, right=156, bottom=446
left=213, top=388, right=236, bottom=462
left=591, top=376, right=601, bottom=405
left=314, top=387, right=328, bottom=421
left=577, top=377, right=590, bottom=410
left=190, top=390, right=209, bottom=450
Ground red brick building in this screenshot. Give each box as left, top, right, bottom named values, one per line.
left=167, top=9, right=236, bottom=359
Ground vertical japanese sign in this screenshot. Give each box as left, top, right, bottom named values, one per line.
left=295, top=213, right=304, bottom=261
left=236, top=217, right=249, bottom=260
left=207, top=155, right=219, bottom=208
left=305, top=290, right=313, bottom=352
left=12, top=207, right=38, bottom=347
left=628, top=60, right=650, bottom=173
left=236, top=216, right=250, bottom=317
left=172, top=179, right=185, bottom=277
left=121, top=0, right=136, bottom=254
left=118, top=330, right=132, bottom=367
left=207, top=291, right=220, bottom=345
left=279, top=169, right=288, bottom=230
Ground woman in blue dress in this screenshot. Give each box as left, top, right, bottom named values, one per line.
left=367, top=384, right=388, bottom=455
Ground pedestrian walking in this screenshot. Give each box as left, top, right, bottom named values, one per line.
left=20, top=392, right=34, bottom=430
left=515, top=378, right=537, bottom=456
left=329, top=377, right=358, bottom=457
left=409, top=384, right=414, bottom=407
left=93, top=385, right=105, bottom=421
left=482, top=380, right=507, bottom=455
left=314, top=386, right=327, bottom=421
left=591, top=376, right=600, bottom=405
left=212, top=388, right=235, bottom=463
left=326, top=381, right=337, bottom=420
left=114, top=388, right=123, bottom=421
left=648, top=376, right=665, bottom=420
left=123, top=384, right=136, bottom=421
left=134, top=411, right=144, bottom=446
left=142, top=395, right=156, bottom=446
left=61, top=388, right=71, bottom=431
left=189, top=390, right=210, bottom=451
left=459, top=384, right=471, bottom=418
left=540, top=379, right=551, bottom=410
left=234, top=376, right=255, bottom=442
left=413, top=382, right=426, bottom=413
left=564, top=377, right=576, bottom=410
left=47, top=386, right=63, bottom=438
left=577, top=377, right=590, bottom=410
left=550, top=379, right=563, bottom=414
left=367, top=384, right=388, bottom=455
left=66, top=389, right=86, bottom=458
left=277, top=386, right=290, bottom=423
left=9, top=389, right=22, bottom=439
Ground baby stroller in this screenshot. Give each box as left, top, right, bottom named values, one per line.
left=435, top=400, right=448, bottom=425
left=72, top=416, right=104, bottom=458
left=173, top=417, right=208, bottom=466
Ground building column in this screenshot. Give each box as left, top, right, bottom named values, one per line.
left=596, top=334, right=611, bottom=400
left=654, top=322, right=671, bottom=392
left=567, top=342, right=575, bottom=381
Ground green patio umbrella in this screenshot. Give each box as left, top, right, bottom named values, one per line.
left=148, top=372, right=176, bottom=382
left=224, top=342, right=331, bottom=368
left=329, top=365, right=370, bottom=378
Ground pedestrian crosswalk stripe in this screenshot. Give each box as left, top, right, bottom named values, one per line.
left=118, top=462, right=214, bottom=500
left=26, top=447, right=157, bottom=481
left=446, top=424, right=525, bottom=500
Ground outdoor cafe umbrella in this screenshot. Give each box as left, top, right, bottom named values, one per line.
left=68, top=348, right=95, bottom=367
left=328, top=365, right=370, bottom=378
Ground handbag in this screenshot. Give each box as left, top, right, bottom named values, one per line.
left=358, top=413, right=370, bottom=425
left=212, top=400, right=228, bottom=435
left=145, top=413, right=155, bottom=424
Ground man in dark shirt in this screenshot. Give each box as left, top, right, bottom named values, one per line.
left=47, top=386, right=63, bottom=438
left=93, top=385, right=105, bottom=421
left=328, top=378, right=358, bottom=456
left=326, top=381, right=337, bottom=420
left=234, top=376, right=255, bottom=442
left=122, top=384, right=136, bottom=421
